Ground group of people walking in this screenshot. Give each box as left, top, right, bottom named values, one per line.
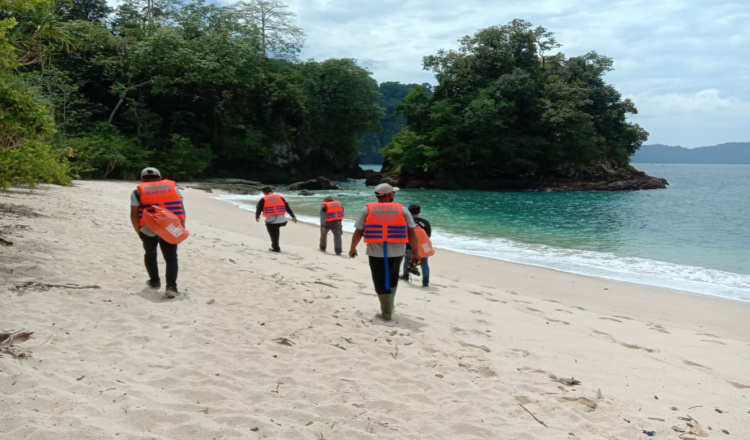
left=131, top=168, right=433, bottom=321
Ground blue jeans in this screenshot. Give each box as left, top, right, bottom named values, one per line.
left=402, top=248, right=430, bottom=286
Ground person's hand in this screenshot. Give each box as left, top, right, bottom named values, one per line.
left=292, top=218, right=297, bottom=223
left=410, top=257, right=420, bottom=266
left=349, top=248, right=358, bottom=258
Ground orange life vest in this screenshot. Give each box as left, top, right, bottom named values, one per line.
left=322, top=200, right=344, bottom=221
left=263, top=194, right=287, bottom=216
left=413, top=225, right=435, bottom=258
left=137, top=180, right=185, bottom=226
left=363, top=202, right=408, bottom=244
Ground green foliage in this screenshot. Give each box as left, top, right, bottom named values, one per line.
left=0, top=140, right=72, bottom=190
left=65, top=122, right=150, bottom=179
left=384, top=19, right=649, bottom=183
left=357, top=81, right=427, bottom=163
left=157, top=134, right=212, bottom=180
left=0, top=72, right=55, bottom=148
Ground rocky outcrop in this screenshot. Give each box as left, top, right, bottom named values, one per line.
left=185, top=178, right=265, bottom=194
left=390, top=161, right=668, bottom=191
left=287, top=176, right=341, bottom=191
left=533, top=161, right=668, bottom=191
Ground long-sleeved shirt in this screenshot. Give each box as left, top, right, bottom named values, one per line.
left=256, top=195, right=296, bottom=224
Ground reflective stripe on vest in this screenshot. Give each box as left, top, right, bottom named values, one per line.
left=363, top=202, right=408, bottom=244
left=137, top=180, right=185, bottom=226
left=322, top=201, right=344, bottom=221
left=263, top=194, right=286, bottom=216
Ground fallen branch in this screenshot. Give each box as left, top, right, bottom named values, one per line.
left=13, top=282, right=101, bottom=293
left=518, top=403, right=548, bottom=428
left=0, top=330, right=34, bottom=359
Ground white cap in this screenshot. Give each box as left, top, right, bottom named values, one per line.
left=140, top=167, right=161, bottom=177
left=374, top=183, right=399, bottom=196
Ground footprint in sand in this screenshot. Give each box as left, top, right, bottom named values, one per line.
left=599, top=317, right=622, bottom=323
left=727, top=380, right=750, bottom=389
left=700, top=339, right=726, bottom=345
left=648, top=323, right=670, bottom=334
left=620, top=342, right=657, bottom=353
left=683, top=360, right=711, bottom=370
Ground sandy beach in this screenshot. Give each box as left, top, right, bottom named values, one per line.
left=1, top=180, right=749, bottom=440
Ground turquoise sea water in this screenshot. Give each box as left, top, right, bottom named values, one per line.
left=218, top=164, right=750, bottom=303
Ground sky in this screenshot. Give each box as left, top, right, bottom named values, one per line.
left=112, top=0, right=750, bottom=148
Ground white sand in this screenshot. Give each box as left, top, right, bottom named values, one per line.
left=1, top=180, right=749, bottom=439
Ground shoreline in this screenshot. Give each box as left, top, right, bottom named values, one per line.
left=217, top=192, right=750, bottom=305
left=2, top=180, right=749, bottom=439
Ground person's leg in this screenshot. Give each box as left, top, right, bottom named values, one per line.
left=266, top=223, right=281, bottom=251
left=159, top=240, right=179, bottom=289
left=332, top=221, right=343, bottom=255
left=421, top=257, right=430, bottom=287
left=319, top=226, right=328, bottom=251
left=140, top=233, right=160, bottom=285
left=369, top=256, right=403, bottom=321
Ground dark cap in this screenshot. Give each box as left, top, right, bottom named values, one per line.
left=261, top=186, right=273, bottom=193
left=408, top=204, right=421, bottom=214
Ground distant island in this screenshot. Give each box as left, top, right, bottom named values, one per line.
left=631, top=142, right=750, bottom=164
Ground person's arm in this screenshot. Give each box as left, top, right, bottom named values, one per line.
left=320, top=206, right=327, bottom=231
left=349, top=229, right=364, bottom=258
left=130, top=206, right=140, bottom=235
left=255, top=198, right=264, bottom=222
left=283, top=198, right=297, bottom=223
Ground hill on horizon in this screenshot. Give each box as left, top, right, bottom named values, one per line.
left=631, top=142, right=750, bottom=164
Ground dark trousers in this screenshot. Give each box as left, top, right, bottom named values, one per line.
left=265, top=222, right=287, bottom=251
left=368, top=256, right=404, bottom=294
left=140, top=232, right=178, bottom=288
left=320, top=220, right=343, bottom=254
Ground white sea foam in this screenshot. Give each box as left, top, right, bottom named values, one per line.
left=217, top=194, right=750, bottom=303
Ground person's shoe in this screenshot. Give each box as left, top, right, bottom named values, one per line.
left=165, top=286, right=179, bottom=299
left=146, top=279, right=161, bottom=289
left=269, top=247, right=280, bottom=252
left=398, top=275, right=408, bottom=281
left=423, top=281, right=429, bottom=287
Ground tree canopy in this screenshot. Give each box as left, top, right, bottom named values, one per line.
left=1, top=6, right=649, bottom=190
left=383, top=19, right=648, bottom=185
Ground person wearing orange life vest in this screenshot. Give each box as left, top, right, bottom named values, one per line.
left=400, top=204, right=433, bottom=287
left=319, top=195, right=344, bottom=255
left=129, top=167, right=186, bottom=299
left=348, top=183, right=418, bottom=321
left=255, top=186, right=297, bottom=252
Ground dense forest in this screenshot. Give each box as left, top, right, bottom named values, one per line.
left=2, top=1, right=651, bottom=190
left=382, top=19, right=649, bottom=187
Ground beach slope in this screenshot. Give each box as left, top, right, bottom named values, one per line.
left=1, top=180, right=748, bottom=439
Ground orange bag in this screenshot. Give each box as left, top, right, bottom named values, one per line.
left=413, top=226, right=435, bottom=258
left=142, top=205, right=190, bottom=244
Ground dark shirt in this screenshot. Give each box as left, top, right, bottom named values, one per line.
left=415, top=217, right=431, bottom=237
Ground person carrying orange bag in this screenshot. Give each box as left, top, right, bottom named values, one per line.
left=130, top=167, right=186, bottom=299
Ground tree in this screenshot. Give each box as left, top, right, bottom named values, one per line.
left=384, top=19, right=648, bottom=185
left=56, top=0, right=113, bottom=23
left=233, top=0, right=304, bottom=60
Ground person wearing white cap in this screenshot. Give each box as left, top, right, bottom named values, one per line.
left=348, top=183, right=418, bottom=321
left=319, top=194, right=344, bottom=255
left=130, top=167, right=185, bottom=299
